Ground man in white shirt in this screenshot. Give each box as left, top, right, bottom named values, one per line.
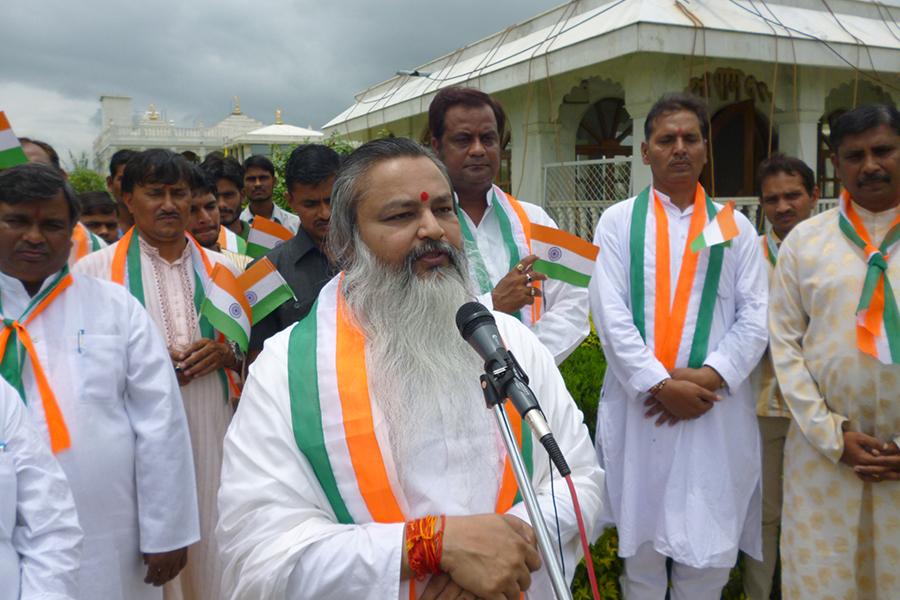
left=590, top=93, right=768, bottom=599
left=0, top=377, right=82, bottom=600
left=429, top=87, right=589, bottom=364
left=0, top=162, right=200, bottom=599
left=239, top=155, right=300, bottom=234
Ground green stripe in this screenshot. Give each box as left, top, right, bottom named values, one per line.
left=513, top=421, right=533, bottom=505
left=689, top=231, right=707, bottom=253
left=246, top=242, right=268, bottom=259
left=688, top=196, right=726, bottom=368
left=533, top=259, right=591, bottom=288
left=199, top=301, right=248, bottom=352
left=629, top=187, right=651, bottom=341
left=235, top=235, right=248, bottom=254
left=492, top=191, right=526, bottom=322
left=457, top=211, right=494, bottom=295
left=838, top=212, right=867, bottom=250
left=882, top=280, right=900, bottom=363
left=0, top=146, right=28, bottom=169
left=288, top=303, right=354, bottom=524
left=765, top=235, right=778, bottom=267
left=126, top=232, right=145, bottom=306
left=90, top=231, right=103, bottom=251
left=250, top=287, right=293, bottom=323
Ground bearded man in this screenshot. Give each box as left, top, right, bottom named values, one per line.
left=217, top=137, right=603, bottom=599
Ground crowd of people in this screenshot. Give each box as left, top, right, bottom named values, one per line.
left=0, top=87, right=897, bottom=600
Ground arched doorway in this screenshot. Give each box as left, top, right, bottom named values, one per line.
left=576, top=98, right=633, bottom=160
left=701, top=100, right=776, bottom=198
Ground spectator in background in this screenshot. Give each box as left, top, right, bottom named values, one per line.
left=79, top=190, right=120, bottom=244
left=199, top=155, right=250, bottom=244
left=240, top=155, right=299, bottom=233
left=107, top=149, right=137, bottom=234
left=19, top=137, right=64, bottom=175
left=187, top=166, right=251, bottom=271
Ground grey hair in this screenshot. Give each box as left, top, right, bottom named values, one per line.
left=326, top=137, right=453, bottom=270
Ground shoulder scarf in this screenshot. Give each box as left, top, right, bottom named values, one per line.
left=838, top=191, right=900, bottom=364
left=629, top=184, right=726, bottom=371
left=0, top=268, right=73, bottom=452
left=70, top=222, right=104, bottom=264
left=761, top=233, right=778, bottom=267
left=218, top=225, right=248, bottom=255
left=111, top=227, right=240, bottom=397
left=457, top=184, right=543, bottom=326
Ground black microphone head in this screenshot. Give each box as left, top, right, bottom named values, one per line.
left=455, top=301, right=495, bottom=340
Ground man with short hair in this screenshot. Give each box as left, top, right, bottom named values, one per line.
left=108, top=149, right=137, bottom=234
left=217, top=138, right=603, bottom=599
left=19, top=137, right=64, bottom=174
left=590, top=93, right=768, bottom=599
left=239, top=155, right=300, bottom=233
left=247, top=144, right=339, bottom=359
left=742, top=153, right=817, bottom=600
left=0, top=162, right=199, bottom=599
left=200, top=155, right=250, bottom=242
left=187, top=166, right=252, bottom=271
left=769, top=104, right=900, bottom=599
left=429, top=87, right=588, bottom=364
left=79, top=190, right=120, bottom=244
left=76, top=150, right=241, bottom=600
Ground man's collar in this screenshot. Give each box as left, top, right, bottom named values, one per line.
left=0, top=267, right=66, bottom=303
left=290, top=227, right=320, bottom=262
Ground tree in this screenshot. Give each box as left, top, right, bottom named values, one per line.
left=68, top=168, right=107, bottom=194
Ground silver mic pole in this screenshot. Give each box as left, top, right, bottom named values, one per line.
left=481, top=376, right=573, bottom=600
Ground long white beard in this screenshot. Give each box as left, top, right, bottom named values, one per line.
left=343, top=239, right=504, bottom=508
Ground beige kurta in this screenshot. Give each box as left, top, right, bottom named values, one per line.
left=75, top=237, right=238, bottom=600
left=751, top=233, right=789, bottom=419
left=769, top=203, right=900, bottom=599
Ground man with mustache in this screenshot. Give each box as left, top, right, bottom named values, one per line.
left=247, top=144, right=339, bottom=361
left=742, top=154, right=817, bottom=600
left=769, top=104, right=900, bottom=599
left=187, top=166, right=252, bottom=271
left=217, top=138, right=604, bottom=599
left=428, top=87, right=588, bottom=365
left=239, top=155, right=300, bottom=234
left=75, top=150, right=242, bottom=600
left=0, top=162, right=198, bottom=599
left=590, top=93, right=768, bottom=599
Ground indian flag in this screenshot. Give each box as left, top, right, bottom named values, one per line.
left=237, top=257, right=295, bottom=323
left=690, top=201, right=739, bottom=252
left=218, top=225, right=248, bottom=254
left=0, top=112, right=28, bottom=170
left=530, top=223, right=599, bottom=288
left=200, top=264, right=251, bottom=352
left=247, top=216, right=293, bottom=258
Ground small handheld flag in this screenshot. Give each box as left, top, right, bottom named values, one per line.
left=237, top=257, right=296, bottom=323
left=218, top=226, right=249, bottom=254
left=247, top=216, right=293, bottom=258
left=200, top=264, right=252, bottom=352
left=0, top=112, right=29, bottom=170
left=530, top=223, right=600, bottom=288
left=690, top=201, right=739, bottom=252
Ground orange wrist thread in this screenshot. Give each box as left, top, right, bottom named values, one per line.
left=405, top=515, right=445, bottom=581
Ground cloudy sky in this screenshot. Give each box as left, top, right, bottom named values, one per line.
left=1, top=0, right=555, bottom=169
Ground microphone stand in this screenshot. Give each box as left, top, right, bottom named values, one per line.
left=480, top=367, right=573, bottom=600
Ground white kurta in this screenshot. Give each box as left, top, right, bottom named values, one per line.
left=240, top=204, right=300, bottom=234
left=217, top=310, right=604, bottom=599
left=590, top=190, right=768, bottom=568
left=0, top=270, right=199, bottom=600
left=75, top=239, right=236, bottom=600
left=461, top=188, right=590, bottom=364
left=0, top=378, right=82, bottom=600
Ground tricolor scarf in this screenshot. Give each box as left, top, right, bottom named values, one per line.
left=288, top=275, right=532, bottom=598
left=111, top=227, right=240, bottom=397
left=458, top=185, right=543, bottom=326
left=838, top=191, right=900, bottom=364
left=761, top=233, right=778, bottom=267
left=70, top=222, right=104, bottom=265
left=629, top=184, right=727, bottom=371
left=0, top=268, right=73, bottom=452
left=218, top=225, right=248, bottom=255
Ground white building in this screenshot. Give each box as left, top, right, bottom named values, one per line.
left=224, top=110, right=325, bottom=162
left=323, top=0, right=900, bottom=237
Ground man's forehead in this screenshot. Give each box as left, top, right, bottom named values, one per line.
left=139, top=179, right=189, bottom=190
left=651, top=110, right=702, bottom=134
left=838, top=123, right=899, bottom=151
left=444, top=104, right=497, bottom=130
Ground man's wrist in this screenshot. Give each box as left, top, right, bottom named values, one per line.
left=702, top=364, right=725, bottom=389
left=648, top=378, right=670, bottom=397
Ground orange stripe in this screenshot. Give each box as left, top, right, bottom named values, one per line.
left=505, top=194, right=542, bottom=322
left=864, top=277, right=886, bottom=338
left=530, top=222, right=599, bottom=260
left=71, top=223, right=90, bottom=262
left=335, top=286, right=406, bottom=523
left=844, top=199, right=879, bottom=256
left=212, top=264, right=252, bottom=316
left=654, top=185, right=708, bottom=370
left=187, top=234, right=214, bottom=276
left=0, top=112, right=10, bottom=131
left=111, top=227, right=134, bottom=284
left=251, top=216, right=293, bottom=240
left=236, top=257, right=276, bottom=289
left=17, top=325, right=70, bottom=452
left=719, top=202, right=740, bottom=239
left=494, top=403, right=523, bottom=512
left=652, top=196, right=672, bottom=362
left=217, top=227, right=227, bottom=249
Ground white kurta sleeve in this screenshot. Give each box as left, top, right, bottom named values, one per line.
left=701, top=213, right=769, bottom=391
left=768, top=234, right=847, bottom=463
left=499, top=315, right=604, bottom=589
left=590, top=202, right=670, bottom=397
left=3, top=382, right=82, bottom=600
left=217, top=331, right=405, bottom=600
left=121, top=293, right=201, bottom=553
left=526, top=208, right=590, bottom=365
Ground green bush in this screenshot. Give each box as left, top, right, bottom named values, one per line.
left=68, top=167, right=107, bottom=194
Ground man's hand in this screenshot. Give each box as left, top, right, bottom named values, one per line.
left=169, top=347, right=191, bottom=387
left=491, top=255, right=548, bottom=315
left=841, top=432, right=900, bottom=482
left=420, top=574, right=478, bottom=600
left=439, top=513, right=541, bottom=600
left=670, top=366, right=724, bottom=392
left=143, top=547, right=188, bottom=586
left=180, top=339, right=236, bottom=379
left=647, top=379, right=720, bottom=425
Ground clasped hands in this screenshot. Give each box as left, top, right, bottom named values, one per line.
left=169, top=340, right=238, bottom=386
left=840, top=431, right=900, bottom=483
left=410, top=513, right=541, bottom=600
left=644, top=367, right=724, bottom=427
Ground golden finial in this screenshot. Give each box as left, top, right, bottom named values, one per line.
left=147, top=104, right=160, bottom=120
left=232, top=96, right=242, bottom=115
left=275, top=108, right=284, bottom=124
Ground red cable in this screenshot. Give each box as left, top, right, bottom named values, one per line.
left=565, top=474, right=601, bottom=600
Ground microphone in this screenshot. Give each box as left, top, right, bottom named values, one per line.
left=456, top=302, right=570, bottom=476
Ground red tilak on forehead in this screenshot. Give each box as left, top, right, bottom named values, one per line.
left=676, top=127, right=684, bottom=136
left=420, top=191, right=429, bottom=202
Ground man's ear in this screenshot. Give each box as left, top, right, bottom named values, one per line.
left=640, top=141, right=650, bottom=166
left=430, top=137, right=441, bottom=156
